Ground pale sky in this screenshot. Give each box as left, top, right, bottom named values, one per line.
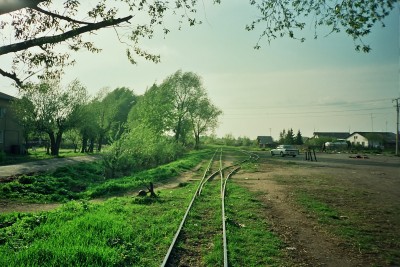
left=1, top=1, right=399, bottom=140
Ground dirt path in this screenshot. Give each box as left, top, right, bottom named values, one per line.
left=233, top=155, right=400, bottom=266
left=0, top=155, right=101, bottom=180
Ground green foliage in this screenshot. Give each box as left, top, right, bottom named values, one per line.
left=128, top=70, right=221, bottom=149
left=0, top=187, right=194, bottom=267
left=278, top=128, right=299, bottom=144
left=0, top=162, right=105, bottom=203
left=247, top=0, right=396, bottom=52
left=0, top=149, right=212, bottom=202
left=13, top=79, right=88, bottom=156
left=102, top=125, right=184, bottom=178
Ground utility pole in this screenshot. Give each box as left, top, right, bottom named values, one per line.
left=393, top=98, right=400, bottom=156
left=370, top=113, right=375, bottom=132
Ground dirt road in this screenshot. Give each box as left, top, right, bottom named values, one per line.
left=234, top=152, right=400, bottom=266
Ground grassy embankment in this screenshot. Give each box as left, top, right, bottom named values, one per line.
left=0, top=148, right=286, bottom=266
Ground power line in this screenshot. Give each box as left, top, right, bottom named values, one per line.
left=224, top=106, right=392, bottom=117
left=222, top=98, right=393, bottom=110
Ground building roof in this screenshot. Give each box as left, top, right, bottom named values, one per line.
left=313, top=132, right=350, bottom=139
left=257, top=136, right=273, bottom=144
left=0, top=91, right=16, bottom=101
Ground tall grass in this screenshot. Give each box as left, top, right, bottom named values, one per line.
left=0, top=149, right=213, bottom=203
left=0, top=184, right=196, bottom=266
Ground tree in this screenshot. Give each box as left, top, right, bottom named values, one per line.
left=128, top=71, right=220, bottom=148
left=295, top=130, right=304, bottom=145
left=1, top=1, right=395, bottom=86
left=128, top=84, right=174, bottom=136
left=13, top=79, right=87, bottom=156
left=247, top=0, right=397, bottom=53
left=161, top=70, right=207, bottom=145
left=0, top=0, right=216, bottom=87
left=189, top=97, right=222, bottom=149
left=94, top=87, right=136, bottom=151
left=284, top=128, right=295, bottom=145
left=278, top=129, right=286, bottom=144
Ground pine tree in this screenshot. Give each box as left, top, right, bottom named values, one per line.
left=296, top=130, right=304, bottom=145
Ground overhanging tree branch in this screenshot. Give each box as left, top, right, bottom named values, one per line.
left=31, top=6, right=93, bottom=25
left=0, top=68, right=23, bottom=87
left=0, top=0, right=47, bottom=15
left=0, top=15, right=133, bottom=55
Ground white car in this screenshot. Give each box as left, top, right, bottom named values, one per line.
left=271, top=145, right=299, bottom=157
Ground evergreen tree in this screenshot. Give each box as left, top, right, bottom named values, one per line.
left=296, top=130, right=303, bottom=145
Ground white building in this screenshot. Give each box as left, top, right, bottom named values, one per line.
left=346, top=132, right=396, bottom=148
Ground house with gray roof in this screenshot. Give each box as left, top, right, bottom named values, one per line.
left=257, top=136, right=273, bottom=148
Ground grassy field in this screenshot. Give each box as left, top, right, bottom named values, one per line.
left=0, top=149, right=286, bottom=266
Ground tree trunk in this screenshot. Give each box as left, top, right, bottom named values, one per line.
left=48, top=131, right=62, bottom=156
left=89, top=137, right=95, bottom=153
left=194, top=134, right=200, bottom=149
left=175, top=118, right=182, bottom=143
left=81, top=135, right=88, bottom=153
left=97, top=134, right=104, bottom=152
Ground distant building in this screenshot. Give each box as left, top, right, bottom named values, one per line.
left=0, top=92, right=25, bottom=153
left=347, top=132, right=396, bottom=148
left=257, top=136, right=273, bottom=148
left=313, top=132, right=350, bottom=140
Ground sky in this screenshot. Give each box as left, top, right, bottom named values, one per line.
left=1, top=1, right=399, bottom=140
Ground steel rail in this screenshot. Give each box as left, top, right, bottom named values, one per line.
left=160, top=149, right=218, bottom=267
left=218, top=149, right=228, bottom=267
left=161, top=149, right=258, bottom=267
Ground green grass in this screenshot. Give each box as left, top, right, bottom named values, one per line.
left=0, top=184, right=196, bottom=267
left=225, top=183, right=284, bottom=266
left=0, top=149, right=213, bottom=203
left=0, top=148, right=290, bottom=266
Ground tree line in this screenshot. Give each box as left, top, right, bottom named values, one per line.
left=12, top=70, right=222, bottom=177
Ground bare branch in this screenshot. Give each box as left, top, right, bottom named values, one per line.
left=31, top=6, right=93, bottom=25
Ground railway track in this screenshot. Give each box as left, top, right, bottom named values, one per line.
left=161, top=149, right=259, bottom=266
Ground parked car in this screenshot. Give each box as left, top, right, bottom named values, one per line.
left=271, top=145, right=299, bottom=157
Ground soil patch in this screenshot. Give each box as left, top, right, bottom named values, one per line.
left=233, top=155, right=400, bottom=266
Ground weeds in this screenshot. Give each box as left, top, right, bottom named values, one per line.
left=0, top=149, right=213, bottom=203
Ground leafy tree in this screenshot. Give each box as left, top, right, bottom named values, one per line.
left=161, top=70, right=207, bottom=144
left=13, top=79, right=87, bottom=156
left=223, top=133, right=236, bottom=146
left=1, top=1, right=395, bottom=86
left=128, top=84, right=174, bottom=136
left=129, top=71, right=220, bottom=148
left=75, top=100, right=100, bottom=153
left=189, top=97, right=222, bottom=149
left=295, top=130, right=304, bottom=145
left=247, top=0, right=397, bottom=52
left=94, top=87, right=136, bottom=151
left=63, top=128, right=81, bottom=153
left=0, top=0, right=214, bottom=86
